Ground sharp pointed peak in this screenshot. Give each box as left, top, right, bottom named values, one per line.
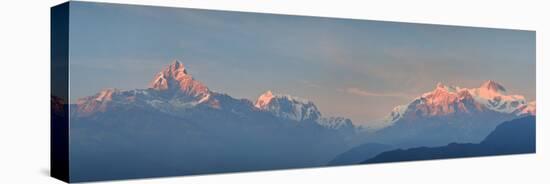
left=480, top=80, right=506, bottom=92
left=149, top=59, right=210, bottom=96
left=166, top=59, right=186, bottom=73
left=255, top=90, right=276, bottom=108
left=170, top=59, right=183, bottom=66
left=481, top=80, right=499, bottom=86
left=157, top=59, right=190, bottom=77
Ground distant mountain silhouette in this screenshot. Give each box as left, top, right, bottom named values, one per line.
left=327, top=143, right=394, bottom=166
left=362, top=116, right=535, bottom=164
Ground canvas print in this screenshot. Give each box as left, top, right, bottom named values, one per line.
left=51, top=1, right=536, bottom=183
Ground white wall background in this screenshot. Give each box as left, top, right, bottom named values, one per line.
left=0, top=0, right=547, bottom=183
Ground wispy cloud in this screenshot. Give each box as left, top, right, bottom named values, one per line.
left=343, top=88, right=413, bottom=98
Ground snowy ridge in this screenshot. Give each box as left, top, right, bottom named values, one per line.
left=382, top=105, right=408, bottom=124
left=254, top=90, right=355, bottom=130
left=515, top=101, right=536, bottom=115
left=75, top=60, right=356, bottom=131
left=468, top=80, right=528, bottom=114
left=380, top=80, right=535, bottom=127
left=254, top=90, right=321, bottom=122
left=75, top=60, right=222, bottom=117
left=318, top=117, right=354, bottom=130
left=74, top=59, right=533, bottom=134
left=76, top=88, right=120, bottom=116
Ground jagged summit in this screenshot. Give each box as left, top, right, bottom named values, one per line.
left=380, top=80, right=535, bottom=127
left=76, top=60, right=220, bottom=117
left=76, top=88, right=120, bottom=116
left=255, top=90, right=275, bottom=109
left=168, top=59, right=186, bottom=72
left=254, top=90, right=313, bottom=109
left=253, top=90, right=354, bottom=129
left=149, top=60, right=210, bottom=98
left=254, top=90, right=321, bottom=122
left=428, top=82, right=462, bottom=95
left=423, top=80, right=510, bottom=99
left=480, top=80, right=506, bottom=93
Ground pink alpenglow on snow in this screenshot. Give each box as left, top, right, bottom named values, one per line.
left=382, top=80, right=536, bottom=126
left=75, top=60, right=222, bottom=117
left=149, top=60, right=210, bottom=99
left=254, top=90, right=275, bottom=109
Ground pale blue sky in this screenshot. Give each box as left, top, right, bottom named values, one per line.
left=68, top=2, right=535, bottom=125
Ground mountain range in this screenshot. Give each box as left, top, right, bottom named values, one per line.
left=74, top=60, right=354, bottom=131
left=69, top=60, right=356, bottom=182
left=74, top=60, right=535, bottom=135
left=382, top=80, right=535, bottom=125
left=365, top=80, right=535, bottom=148
left=68, top=60, right=536, bottom=182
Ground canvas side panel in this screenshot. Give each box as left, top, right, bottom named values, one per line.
left=51, top=2, right=70, bottom=183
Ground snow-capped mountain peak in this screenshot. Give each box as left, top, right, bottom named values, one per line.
left=253, top=91, right=357, bottom=130
left=76, top=88, right=120, bottom=116
left=381, top=104, right=408, bottom=124
left=480, top=80, right=506, bottom=94
left=380, top=80, right=535, bottom=127
left=94, top=88, right=118, bottom=102
left=468, top=80, right=528, bottom=114
left=254, top=90, right=275, bottom=109
left=150, top=60, right=186, bottom=90
left=73, top=60, right=357, bottom=133
left=76, top=60, right=221, bottom=117
left=254, top=91, right=321, bottom=122
left=516, top=101, right=536, bottom=115
left=149, top=59, right=210, bottom=98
